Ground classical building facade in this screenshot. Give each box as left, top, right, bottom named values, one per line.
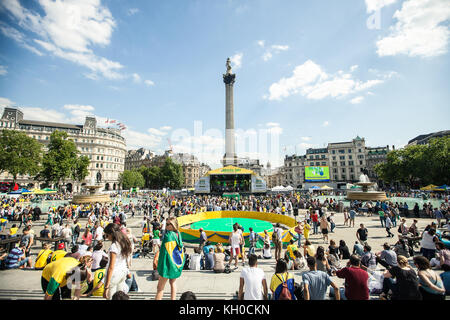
left=327, top=136, right=366, bottom=184
left=124, top=148, right=156, bottom=171
left=407, top=130, right=449, bottom=146
left=280, top=136, right=391, bottom=189
left=365, top=146, right=390, bottom=180
left=0, top=107, right=126, bottom=192
left=284, top=155, right=307, bottom=188
left=124, top=149, right=211, bottom=188
left=171, top=153, right=211, bottom=188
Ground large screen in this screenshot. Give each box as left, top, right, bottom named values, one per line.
left=305, top=166, right=330, bottom=182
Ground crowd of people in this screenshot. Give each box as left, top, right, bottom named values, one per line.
left=0, top=190, right=449, bottom=301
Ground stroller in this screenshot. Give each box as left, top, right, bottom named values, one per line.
left=135, top=233, right=153, bottom=258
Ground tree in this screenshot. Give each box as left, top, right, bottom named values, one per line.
left=160, top=157, right=184, bottom=189
left=0, top=129, right=43, bottom=187
left=375, top=136, right=450, bottom=188
left=119, top=170, right=145, bottom=190
left=424, top=136, right=450, bottom=186
left=37, top=130, right=89, bottom=189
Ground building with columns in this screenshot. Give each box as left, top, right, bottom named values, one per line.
left=0, top=107, right=126, bottom=192
left=279, top=136, right=391, bottom=189
left=124, top=149, right=211, bottom=188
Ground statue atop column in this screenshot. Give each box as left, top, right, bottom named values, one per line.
left=226, top=57, right=232, bottom=74
left=223, top=57, right=236, bottom=85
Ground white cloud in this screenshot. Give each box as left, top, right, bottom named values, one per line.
left=350, top=65, right=359, bottom=72
left=266, top=122, right=280, bottom=127
left=34, top=39, right=124, bottom=80
left=127, top=8, right=139, bottom=16
left=297, top=142, right=315, bottom=152
left=322, top=121, right=329, bottom=127
left=20, top=107, right=68, bottom=123
left=63, top=104, right=95, bottom=112
left=350, top=96, right=364, bottom=104
left=0, top=22, right=44, bottom=56
left=230, top=52, right=243, bottom=69
left=376, top=0, right=450, bottom=58
left=0, top=97, right=15, bottom=116
left=262, top=51, right=273, bottom=61
left=122, top=129, right=162, bottom=150
left=132, top=73, right=141, bottom=83
left=0, top=97, right=15, bottom=107
left=301, top=136, right=311, bottom=141
left=271, top=45, right=289, bottom=51
left=171, top=132, right=225, bottom=166
left=160, top=126, right=172, bottom=131
left=0, top=65, right=7, bottom=76
left=266, top=60, right=386, bottom=101
left=147, top=128, right=168, bottom=136
left=257, top=40, right=265, bottom=47
left=0, top=0, right=128, bottom=80
left=261, top=43, right=289, bottom=61
left=365, top=0, right=397, bottom=13
left=144, top=79, right=155, bottom=86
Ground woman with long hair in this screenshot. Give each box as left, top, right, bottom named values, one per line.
left=155, top=217, right=185, bottom=300
left=103, top=223, right=132, bottom=300
left=269, top=259, right=296, bottom=300
left=413, top=256, right=445, bottom=300
left=82, top=227, right=93, bottom=246
left=315, top=246, right=331, bottom=273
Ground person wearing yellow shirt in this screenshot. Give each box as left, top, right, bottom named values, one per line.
left=41, top=257, right=81, bottom=300
left=9, top=224, right=18, bottom=237
left=84, top=257, right=108, bottom=297
left=303, top=240, right=316, bottom=258
left=35, top=243, right=52, bottom=270
left=286, top=240, right=298, bottom=260
left=303, top=221, right=311, bottom=240
left=50, top=243, right=67, bottom=262
left=0, top=217, right=7, bottom=232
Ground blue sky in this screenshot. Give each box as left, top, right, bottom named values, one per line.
left=0, top=0, right=449, bottom=168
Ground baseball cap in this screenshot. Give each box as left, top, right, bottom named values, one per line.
left=58, top=243, right=65, bottom=250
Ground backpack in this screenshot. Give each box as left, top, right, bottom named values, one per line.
left=398, top=226, right=402, bottom=233
left=276, top=274, right=292, bottom=300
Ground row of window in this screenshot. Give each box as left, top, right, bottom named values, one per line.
left=331, top=148, right=363, bottom=154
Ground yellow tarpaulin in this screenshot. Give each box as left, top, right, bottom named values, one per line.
left=321, top=185, right=333, bottom=190
left=206, top=165, right=255, bottom=176
left=420, top=184, right=437, bottom=191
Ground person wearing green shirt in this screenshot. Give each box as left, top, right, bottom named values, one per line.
left=378, top=210, right=385, bottom=228
left=152, top=227, right=161, bottom=253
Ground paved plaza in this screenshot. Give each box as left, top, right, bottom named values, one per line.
left=0, top=209, right=443, bottom=300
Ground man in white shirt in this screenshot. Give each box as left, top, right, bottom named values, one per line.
left=93, top=222, right=104, bottom=248
left=60, top=223, right=72, bottom=249
left=238, top=254, right=268, bottom=300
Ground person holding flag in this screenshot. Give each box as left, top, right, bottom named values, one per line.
left=155, top=217, right=185, bottom=300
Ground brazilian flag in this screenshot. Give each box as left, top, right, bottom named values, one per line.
left=157, top=231, right=185, bottom=279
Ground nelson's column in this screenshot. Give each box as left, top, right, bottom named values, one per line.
left=223, top=57, right=238, bottom=166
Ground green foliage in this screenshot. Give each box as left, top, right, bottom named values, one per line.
left=161, top=157, right=184, bottom=189
left=375, top=136, right=449, bottom=187
left=135, top=158, right=184, bottom=189
left=119, top=170, right=145, bottom=189
left=0, top=129, right=43, bottom=183
left=37, top=130, right=90, bottom=188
